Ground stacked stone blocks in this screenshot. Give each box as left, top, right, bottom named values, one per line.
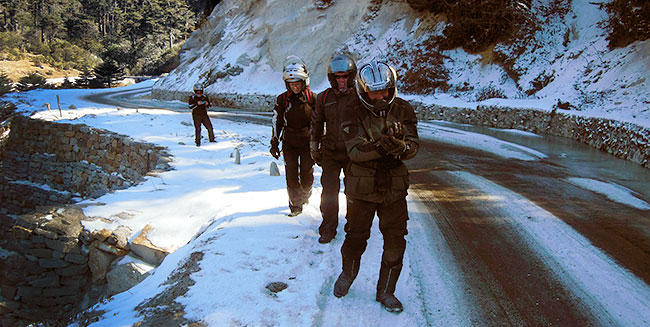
left=414, top=103, right=650, bottom=169
left=1, top=207, right=88, bottom=323
left=0, top=115, right=172, bottom=214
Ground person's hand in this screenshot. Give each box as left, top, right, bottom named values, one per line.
left=384, top=122, right=404, bottom=139
left=377, top=134, right=407, bottom=155
left=270, top=145, right=280, bottom=159
left=310, top=141, right=322, bottom=166
left=311, top=149, right=322, bottom=166
left=270, top=137, right=280, bottom=159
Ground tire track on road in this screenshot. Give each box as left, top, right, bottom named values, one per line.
left=410, top=170, right=598, bottom=326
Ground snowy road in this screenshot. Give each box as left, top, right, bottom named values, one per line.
left=58, top=84, right=650, bottom=326
left=406, top=132, right=650, bottom=326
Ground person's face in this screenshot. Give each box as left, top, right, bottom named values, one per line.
left=289, top=81, right=303, bottom=94
left=334, top=73, right=349, bottom=92
left=367, top=89, right=389, bottom=101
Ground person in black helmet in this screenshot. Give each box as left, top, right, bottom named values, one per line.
left=270, top=55, right=316, bottom=217
left=332, top=59, right=419, bottom=313
left=188, top=83, right=215, bottom=146
left=311, top=53, right=357, bottom=244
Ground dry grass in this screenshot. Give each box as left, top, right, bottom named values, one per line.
left=0, top=57, right=79, bottom=82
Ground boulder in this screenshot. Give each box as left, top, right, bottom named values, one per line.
left=106, top=261, right=151, bottom=297
left=88, top=241, right=117, bottom=284
left=129, top=225, right=169, bottom=266
left=107, top=225, right=131, bottom=250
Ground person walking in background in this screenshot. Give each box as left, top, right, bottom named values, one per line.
left=310, top=53, right=357, bottom=244
left=333, top=59, right=419, bottom=313
left=188, top=83, right=215, bottom=147
left=270, top=55, right=316, bottom=217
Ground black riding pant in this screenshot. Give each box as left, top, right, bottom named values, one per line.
left=192, top=111, right=214, bottom=145
left=319, top=149, right=348, bottom=237
left=283, top=143, right=314, bottom=211
left=341, top=196, right=408, bottom=266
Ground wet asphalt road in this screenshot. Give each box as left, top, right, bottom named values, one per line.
left=408, top=129, right=650, bottom=326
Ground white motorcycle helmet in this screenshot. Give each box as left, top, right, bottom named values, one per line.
left=355, top=60, right=397, bottom=113
left=282, top=55, right=310, bottom=92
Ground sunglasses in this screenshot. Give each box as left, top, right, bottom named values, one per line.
left=334, top=74, right=349, bottom=80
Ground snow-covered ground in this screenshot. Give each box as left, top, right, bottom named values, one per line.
left=0, top=1, right=649, bottom=325
left=3, top=81, right=649, bottom=326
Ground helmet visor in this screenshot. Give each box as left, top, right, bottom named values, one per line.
left=329, top=59, right=353, bottom=74
left=357, top=62, right=394, bottom=93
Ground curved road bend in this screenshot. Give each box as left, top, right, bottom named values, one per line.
left=81, top=85, right=273, bottom=125
left=86, top=85, right=650, bottom=326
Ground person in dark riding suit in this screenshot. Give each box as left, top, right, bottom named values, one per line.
left=333, top=60, right=419, bottom=314
left=188, top=83, right=215, bottom=146
left=270, top=56, right=316, bottom=217
left=311, top=53, right=357, bottom=244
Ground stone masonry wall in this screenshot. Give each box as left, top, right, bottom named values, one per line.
left=0, top=115, right=173, bottom=215
left=413, top=103, right=650, bottom=169
left=1, top=207, right=89, bottom=324
left=0, top=115, right=173, bottom=326
left=151, top=88, right=276, bottom=112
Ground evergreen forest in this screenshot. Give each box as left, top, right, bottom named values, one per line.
left=0, top=0, right=220, bottom=85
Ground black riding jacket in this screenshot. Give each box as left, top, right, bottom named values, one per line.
left=272, top=89, right=315, bottom=148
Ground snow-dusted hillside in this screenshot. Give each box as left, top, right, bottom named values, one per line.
left=152, top=0, right=649, bottom=122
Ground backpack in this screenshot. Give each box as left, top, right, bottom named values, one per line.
left=279, top=88, right=315, bottom=118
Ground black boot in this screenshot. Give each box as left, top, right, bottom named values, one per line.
left=376, top=262, right=403, bottom=313
left=333, top=255, right=360, bottom=298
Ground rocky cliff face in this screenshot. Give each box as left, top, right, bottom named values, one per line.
left=152, top=0, right=649, bottom=120
left=152, top=0, right=432, bottom=98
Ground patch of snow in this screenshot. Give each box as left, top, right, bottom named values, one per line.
left=567, top=177, right=650, bottom=210
left=419, top=121, right=548, bottom=161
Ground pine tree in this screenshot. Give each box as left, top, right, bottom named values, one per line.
left=0, top=71, right=14, bottom=96
left=60, top=76, right=75, bottom=89
left=93, top=60, right=124, bottom=88
left=75, top=66, right=94, bottom=88
left=15, top=72, right=47, bottom=91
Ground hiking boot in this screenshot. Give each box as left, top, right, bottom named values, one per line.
left=376, top=292, right=403, bottom=313
left=318, top=234, right=334, bottom=244
left=376, top=262, right=403, bottom=313
left=333, top=272, right=353, bottom=297
left=333, top=255, right=360, bottom=297
left=288, top=207, right=302, bottom=217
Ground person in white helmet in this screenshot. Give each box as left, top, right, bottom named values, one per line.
left=188, top=83, right=215, bottom=146
left=333, top=59, right=419, bottom=313
left=270, top=55, right=316, bottom=217
left=310, top=53, right=358, bottom=244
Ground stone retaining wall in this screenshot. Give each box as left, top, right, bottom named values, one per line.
left=151, top=88, right=276, bottom=112
left=0, top=114, right=173, bottom=326
left=412, top=102, right=650, bottom=169
left=0, top=115, right=173, bottom=214
left=1, top=207, right=89, bottom=324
